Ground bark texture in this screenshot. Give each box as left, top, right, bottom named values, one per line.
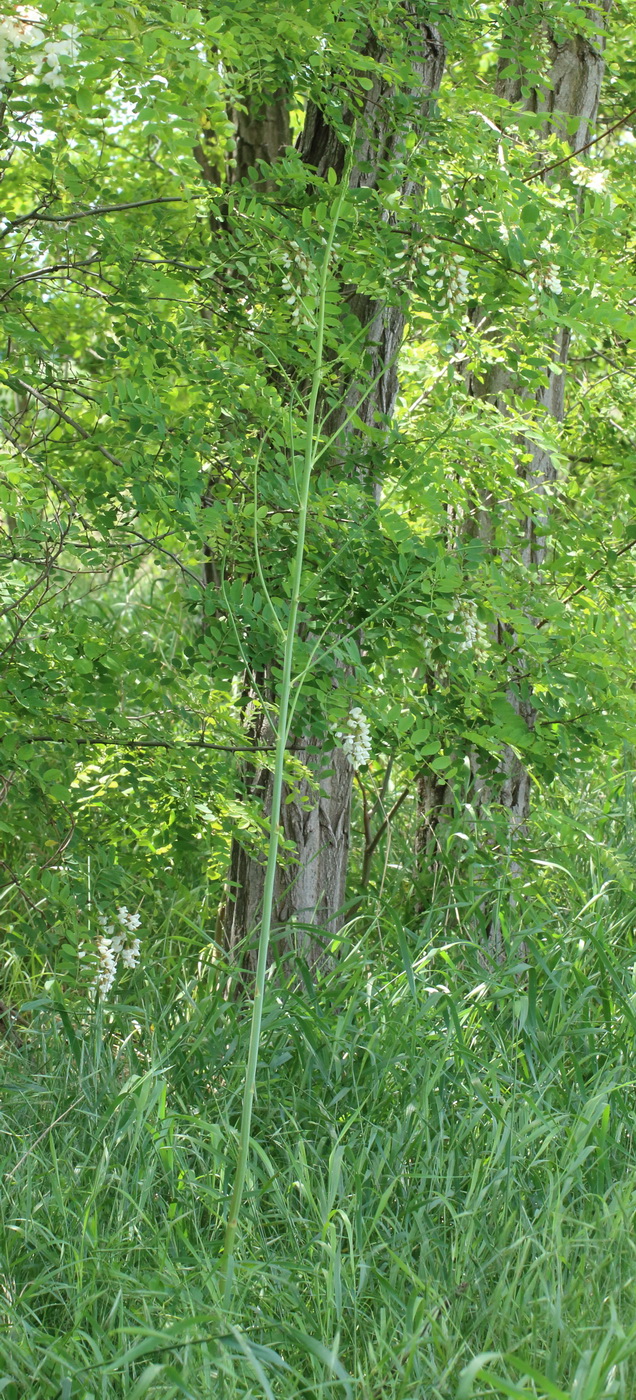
left=232, top=93, right=291, bottom=187
left=224, top=728, right=353, bottom=972
left=414, top=4, right=609, bottom=943
left=299, top=18, right=445, bottom=489
left=492, top=4, right=609, bottom=831
left=414, top=772, right=451, bottom=865
left=498, top=13, right=607, bottom=149
left=224, top=11, right=445, bottom=972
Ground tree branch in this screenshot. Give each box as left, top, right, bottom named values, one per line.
left=554, top=536, right=636, bottom=612
left=0, top=196, right=188, bottom=240
left=525, top=105, right=636, bottom=183
left=10, top=378, right=125, bottom=469
left=7, top=734, right=283, bottom=753
left=0, top=258, right=102, bottom=302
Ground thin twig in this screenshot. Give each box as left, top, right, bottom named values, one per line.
left=0, top=258, right=101, bottom=303
left=11, top=379, right=124, bottom=468
left=0, top=195, right=188, bottom=239
left=554, top=537, right=636, bottom=613
left=7, top=735, right=281, bottom=753
left=525, top=104, right=636, bottom=183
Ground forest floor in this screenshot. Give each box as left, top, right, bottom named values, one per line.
left=2, top=878, right=636, bottom=1399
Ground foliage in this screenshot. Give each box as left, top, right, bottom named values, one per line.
left=4, top=0, right=636, bottom=1388
left=3, top=0, right=636, bottom=952
left=3, top=814, right=636, bottom=1395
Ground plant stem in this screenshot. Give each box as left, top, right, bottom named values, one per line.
left=221, top=176, right=347, bottom=1301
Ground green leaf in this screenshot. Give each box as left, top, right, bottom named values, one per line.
left=457, top=1354, right=501, bottom=1398
left=126, top=1365, right=165, bottom=1399
left=280, top=1327, right=352, bottom=1397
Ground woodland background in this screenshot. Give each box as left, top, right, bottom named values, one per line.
left=3, top=1, right=636, bottom=1396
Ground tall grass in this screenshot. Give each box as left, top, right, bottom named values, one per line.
left=3, top=839, right=636, bottom=1398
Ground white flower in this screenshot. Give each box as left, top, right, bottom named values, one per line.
left=0, top=10, right=51, bottom=89
left=571, top=163, right=608, bottom=194
left=43, top=66, right=66, bottom=88
left=121, top=939, right=141, bottom=970
left=95, top=935, right=117, bottom=997
left=0, top=21, right=26, bottom=45
left=456, top=600, right=490, bottom=664
left=545, top=267, right=562, bottom=296
left=419, top=247, right=470, bottom=314
left=117, top=905, right=141, bottom=931
left=528, top=262, right=562, bottom=308
left=0, top=15, right=81, bottom=90
left=338, top=706, right=372, bottom=769
left=91, top=905, right=143, bottom=996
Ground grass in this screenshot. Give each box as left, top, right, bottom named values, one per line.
left=2, top=861, right=636, bottom=1398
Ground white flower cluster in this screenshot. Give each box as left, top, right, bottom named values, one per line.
left=338, top=707, right=372, bottom=769
left=420, top=247, right=470, bottom=313
left=280, top=246, right=318, bottom=328
left=33, top=24, right=80, bottom=88
left=527, top=263, right=562, bottom=310
left=0, top=10, right=79, bottom=90
left=448, top=601, right=490, bottom=664
left=94, top=907, right=142, bottom=998
left=571, top=163, right=608, bottom=195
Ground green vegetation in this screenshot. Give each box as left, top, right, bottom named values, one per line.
left=3, top=0, right=636, bottom=1394
left=4, top=788, right=636, bottom=1397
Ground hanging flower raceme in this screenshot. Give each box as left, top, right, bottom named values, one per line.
left=527, top=261, right=562, bottom=310
left=459, top=599, right=490, bottom=663
left=459, top=600, right=490, bottom=663
left=338, top=707, right=372, bottom=769
left=420, top=246, right=470, bottom=314
left=571, top=163, right=608, bottom=195
left=446, top=600, right=490, bottom=665
left=92, top=906, right=142, bottom=998
left=279, top=244, right=319, bottom=328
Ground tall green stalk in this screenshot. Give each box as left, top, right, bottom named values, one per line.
left=221, top=173, right=348, bottom=1299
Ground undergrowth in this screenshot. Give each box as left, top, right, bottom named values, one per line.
left=3, top=828, right=636, bottom=1398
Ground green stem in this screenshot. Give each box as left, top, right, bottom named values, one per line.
left=221, top=175, right=348, bottom=1302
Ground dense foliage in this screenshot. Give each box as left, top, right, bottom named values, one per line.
left=3, top=0, right=636, bottom=1394
left=2, top=0, right=636, bottom=945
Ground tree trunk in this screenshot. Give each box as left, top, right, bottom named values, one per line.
left=492, top=4, right=609, bottom=832
left=232, top=93, right=291, bottom=187
left=224, top=730, right=353, bottom=973
left=413, top=5, right=609, bottom=951
left=224, top=12, right=445, bottom=972
left=416, top=6, right=608, bottom=861
left=475, top=6, right=608, bottom=956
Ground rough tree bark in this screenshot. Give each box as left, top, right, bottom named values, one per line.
left=231, top=94, right=291, bottom=188
left=488, top=3, right=609, bottom=833
left=223, top=11, right=445, bottom=972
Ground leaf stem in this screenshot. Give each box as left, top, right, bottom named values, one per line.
left=221, top=172, right=349, bottom=1302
